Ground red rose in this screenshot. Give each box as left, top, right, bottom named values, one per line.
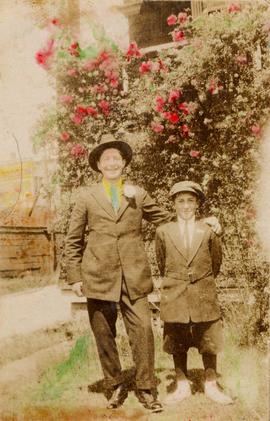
left=60, top=132, right=70, bottom=142
left=168, top=113, right=180, bottom=124
left=98, top=100, right=110, bottom=116
left=51, top=18, right=60, bottom=26
left=167, top=14, right=177, bottom=26
left=155, top=96, right=165, bottom=112
left=110, top=79, right=119, bottom=88
left=70, top=144, right=86, bottom=157
left=35, top=38, right=54, bottom=69
left=181, top=124, right=189, bottom=136
left=178, top=102, right=189, bottom=115
left=126, top=41, right=142, bottom=61
left=68, top=42, right=80, bottom=56
left=178, top=12, right=188, bottom=24
left=168, top=90, right=181, bottom=103
left=189, top=150, right=200, bottom=158
left=98, top=50, right=110, bottom=63
left=151, top=122, right=164, bottom=133
left=86, top=107, right=98, bottom=117
left=71, top=114, right=83, bottom=124
left=172, top=30, right=185, bottom=43
left=139, top=60, right=152, bottom=74
left=251, top=124, right=261, bottom=137
left=228, top=3, right=241, bottom=13
left=84, top=60, right=98, bottom=71
left=163, top=112, right=179, bottom=124
left=75, top=106, right=88, bottom=115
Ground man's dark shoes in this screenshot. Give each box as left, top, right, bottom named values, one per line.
left=136, top=389, right=163, bottom=413
left=107, top=384, right=128, bottom=409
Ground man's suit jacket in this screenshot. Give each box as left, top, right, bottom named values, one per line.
left=65, top=183, right=171, bottom=301
left=155, top=220, right=222, bottom=323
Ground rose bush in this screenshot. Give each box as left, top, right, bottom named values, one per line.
left=34, top=3, right=270, bottom=346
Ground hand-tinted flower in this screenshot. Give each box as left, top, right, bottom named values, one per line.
left=228, top=3, right=241, bottom=13
left=59, top=95, right=73, bottom=104
left=75, top=106, right=88, bottom=115
left=251, top=124, right=261, bottom=137
left=168, top=112, right=180, bottom=124
left=178, top=12, right=188, bottom=24
left=70, top=144, right=86, bottom=157
left=60, top=132, right=70, bottom=142
left=35, top=39, right=54, bottom=69
left=178, top=102, right=189, bottom=115
left=139, top=60, right=152, bottom=74
left=68, top=42, right=80, bottom=56
left=126, top=41, right=142, bottom=61
left=151, top=122, right=164, bottom=133
left=168, top=90, right=181, bottom=103
left=155, top=96, right=166, bottom=112
left=181, top=124, right=189, bottom=136
left=67, top=68, right=78, bottom=77
left=84, top=60, right=98, bottom=71
left=235, top=54, right=248, bottom=65
left=189, top=150, right=200, bottom=158
left=86, top=107, right=98, bottom=117
left=98, top=100, right=110, bottom=116
left=98, top=50, right=110, bottom=63
left=172, top=30, right=185, bottom=43
left=51, top=18, right=60, bottom=26
left=110, top=79, right=119, bottom=88
left=167, top=14, right=177, bottom=26
left=71, top=114, right=83, bottom=125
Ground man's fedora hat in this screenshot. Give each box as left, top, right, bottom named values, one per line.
left=169, top=180, right=205, bottom=202
left=88, top=133, right=133, bottom=172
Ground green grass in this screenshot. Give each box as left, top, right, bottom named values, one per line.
left=1, top=319, right=268, bottom=421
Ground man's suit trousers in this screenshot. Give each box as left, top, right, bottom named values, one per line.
left=87, top=280, right=155, bottom=390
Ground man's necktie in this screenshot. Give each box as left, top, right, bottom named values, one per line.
left=110, top=184, right=120, bottom=212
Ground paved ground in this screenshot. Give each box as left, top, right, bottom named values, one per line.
left=0, top=285, right=80, bottom=339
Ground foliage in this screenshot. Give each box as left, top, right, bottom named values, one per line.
left=34, top=3, right=270, bottom=346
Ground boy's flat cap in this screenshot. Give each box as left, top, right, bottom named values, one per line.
left=169, top=180, right=205, bottom=201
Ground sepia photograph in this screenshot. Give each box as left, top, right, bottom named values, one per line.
left=0, top=1, right=269, bottom=420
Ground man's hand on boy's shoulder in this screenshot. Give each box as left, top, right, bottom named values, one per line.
left=203, top=216, right=222, bottom=235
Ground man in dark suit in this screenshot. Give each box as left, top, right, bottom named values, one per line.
left=65, top=134, right=170, bottom=412
left=155, top=181, right=233, bottom=406
left=65, top=135, right=221, bottom=411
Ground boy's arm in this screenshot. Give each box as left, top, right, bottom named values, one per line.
left=209, top=231, right=222, bottom=277
left=155, top=228, right=166, bottom=277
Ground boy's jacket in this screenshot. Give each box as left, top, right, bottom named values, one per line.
left=155, top=220, right=222, bottom=323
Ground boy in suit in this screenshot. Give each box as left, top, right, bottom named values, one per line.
left=155, top=181, right=233, bottom=406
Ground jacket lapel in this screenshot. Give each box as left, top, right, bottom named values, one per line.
left=187, top=221, right=206, bottom=264
left=166, top=222, right=189, bottom=260
left=116, top=194, right=129, bottom=221
left=91, top=183, right=116, bottom=220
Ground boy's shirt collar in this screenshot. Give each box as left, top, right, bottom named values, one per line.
left=177, top=215, right=196, bottom=225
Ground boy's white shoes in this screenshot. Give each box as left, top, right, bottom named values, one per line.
left=204, top=380, right=233, bottom=405
left=164, top=380, right=191, bottom=405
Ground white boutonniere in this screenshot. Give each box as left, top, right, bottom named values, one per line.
left=123, top=184, right=136, bottom=199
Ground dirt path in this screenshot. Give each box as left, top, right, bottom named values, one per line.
left=0, top=285, right=74, bottom=339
